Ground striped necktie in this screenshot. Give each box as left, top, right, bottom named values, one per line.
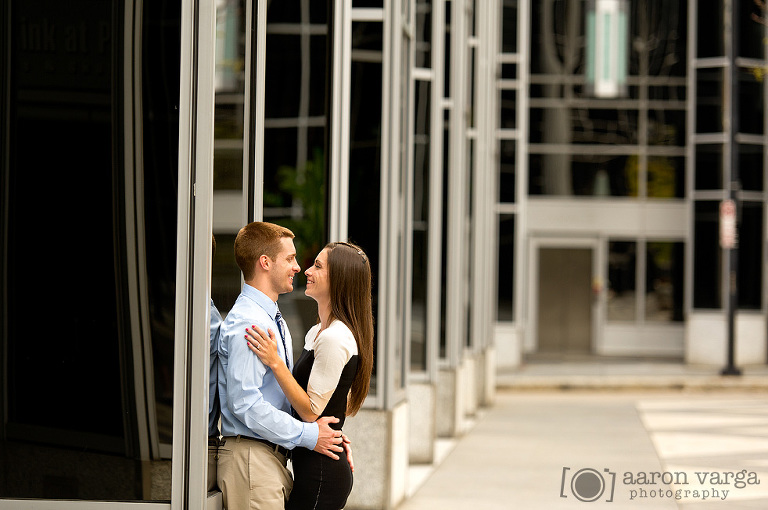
left=274, top=309, right=291, bottom=370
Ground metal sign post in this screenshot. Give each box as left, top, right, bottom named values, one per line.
left=720, top=197, right=741, bottom=377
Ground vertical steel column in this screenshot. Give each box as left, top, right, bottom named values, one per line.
left=722, top=0, right=742, bottom=376
left=173, top=0, right=217, bottom=507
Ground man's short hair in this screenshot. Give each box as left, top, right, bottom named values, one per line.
left=234, top=222, right=294, bottom=280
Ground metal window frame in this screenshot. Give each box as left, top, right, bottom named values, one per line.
left=408, top=0, right=446, bottom=384
left=423, top=0, right=445, bottom=383
left=441, top=0, right=468, bottom=369
left=469, top=0, right=499, bottom=353
left=170, top=0, right=217, bottom=509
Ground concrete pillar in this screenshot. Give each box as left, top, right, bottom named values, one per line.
left=436, top=366, right=468, bottom=438
left=463, top=356, right=478, bottom=418
left=344, top=400, right=409, bottom=509
left=476, top=346, right=496, bottom=407
left=408, top=381, right=436, bottom=464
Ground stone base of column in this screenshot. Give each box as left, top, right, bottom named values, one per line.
left=343, top=400, right=409, bottom=509
left=407, top=381, right=436, bottom=464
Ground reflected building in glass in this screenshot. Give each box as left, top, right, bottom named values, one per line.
left=1, top=1, right=767, bottom=509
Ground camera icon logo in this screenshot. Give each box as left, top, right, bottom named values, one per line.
left=560, top=467, right=616, bottom=502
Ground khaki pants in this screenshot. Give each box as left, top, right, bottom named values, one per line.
left=208, top=439, right=219, bottom=492
left=217, top=436, right=293, bottom=510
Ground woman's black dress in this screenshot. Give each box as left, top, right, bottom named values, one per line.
left=287, top=331, right=359, bottom=510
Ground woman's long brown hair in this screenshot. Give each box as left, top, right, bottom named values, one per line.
left=325, top=241, right=374, bottom=416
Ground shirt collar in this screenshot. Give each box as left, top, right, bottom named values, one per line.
left=242, top=283, right=279, bottom=319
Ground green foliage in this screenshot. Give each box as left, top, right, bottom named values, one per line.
left=276, top=148, right=327, bottom=278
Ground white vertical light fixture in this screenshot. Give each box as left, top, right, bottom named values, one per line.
left=586, top=0, right=629, bottom=98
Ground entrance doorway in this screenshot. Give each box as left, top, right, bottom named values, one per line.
left=536, top=247, right=594, bottom=353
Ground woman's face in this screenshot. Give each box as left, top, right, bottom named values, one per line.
left=305, top=248, right=330, bottom=302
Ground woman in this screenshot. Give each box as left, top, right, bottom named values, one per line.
left=245, top=241, right=374, bottom=510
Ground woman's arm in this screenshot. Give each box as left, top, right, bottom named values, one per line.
left=245, top=325, right=319, bottom=422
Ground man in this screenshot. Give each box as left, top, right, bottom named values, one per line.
left=217, top=222, right=344, bottom=510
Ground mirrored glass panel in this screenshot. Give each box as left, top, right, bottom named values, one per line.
left=645, top=242, right=684, bottom=322
left=646, top=157, right=685, bottom=198
left=1, top=0, right=181, bottom=500
left=696, top=68, right=724, bottom=134
left=739, top=145, right=764, bottom=192
left=415, top=0, right=432, bottom=69
left=738, top=201, right=764, bottom=310
left=738, top=67, right=765, bottom=135
left=697, top=0, right=724, bottom=57
left=501, top=0, right=518, bottom=54
left=607, top=241, right=637, bottom=321
left=496, top=215, right=516, bottom=322
left=693, top=201, right=722, bottom=309
left=695, top=145, right=724, bottom=190
left=528, top=1, right=686, bottom=199
left=261, top=2, right=332, bottom=360
left=498, top=139, right=516, bottom=202
left=347, top=20, right=384, bottom=389
left=411, top=80, right=431, bottom=372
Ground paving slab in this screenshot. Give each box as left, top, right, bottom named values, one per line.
left=399, top=391, right=768, bottom=510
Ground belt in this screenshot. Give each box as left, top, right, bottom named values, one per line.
left=224, top=435, right=288, bottom=458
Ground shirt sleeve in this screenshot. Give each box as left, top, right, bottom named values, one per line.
left=306, top=325, right=356, bottom=416
left=225, top=315, right=319, bottom=450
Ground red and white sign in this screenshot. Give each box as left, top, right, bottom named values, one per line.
left=720, top=199, right=737, bottom=249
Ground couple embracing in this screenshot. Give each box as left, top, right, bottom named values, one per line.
left=216, top=222, right=373, bottom=510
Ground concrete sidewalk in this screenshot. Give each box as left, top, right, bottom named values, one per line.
left=496, top=359, right=768, bottom=391
left=399, top=385, right=768, bottom=508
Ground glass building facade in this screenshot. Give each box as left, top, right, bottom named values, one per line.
left=1, top=1, right=766, bottom=508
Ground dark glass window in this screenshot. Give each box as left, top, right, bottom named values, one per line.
left=499, top=139, right=516, bottom=202
left=213, top=0, right=246, bottom=195
left=697, top=0, right=724, bottom=57
left=529, top=108, right=639, bottom=144
left=212, top=234, right=242, bottom=313
left=738, top=68, right=764, bottom=135
left=501, top=0, right=518, bottom=54
left=439, top=125, right=449, bottom=359
left=415, top=0, right=433, bottom=68
left=695, top=145, right=724, bottom=189
left=2, top=0, right=181, bottom=500
left=348, top=22, right=383, bottom=388
left=696, top=68, right=724, bottom=133
left=647, top=157, right=686, bottom=198
left=501, top=63, right=517, bottom=79
left=265, top=35, right=302, bottom=118
left=444, top=0, right=451, bottom=98
left=497, top=215, right=515, bottom=321
left=645, top=242, right=685, bottom=322
left=411, top=80, right=431, bottom=371
left=649, top=110, right=686, bottom=146
left=528, top=154, right=633, bottom=196
left=500, top=89, right=516, bottom=129
left=693, top=201, right=722, bottom=309
left=267, top=0, right=301, bottom=23
left=263, top=2, right=331, bottom=300
left=607, top=241, right=637, bottom=322
left=353, top=0, right=384, bottom=7
left=739, top=145, right=764, bottom=191
left=738, top=201, right=763, bottom=310
left=740, top=0, right=765, bottom=59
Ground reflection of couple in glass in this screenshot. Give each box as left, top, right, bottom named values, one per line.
left=215, top=222, right=373, bottom=510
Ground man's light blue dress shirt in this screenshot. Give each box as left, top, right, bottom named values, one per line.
left=208, top=299, right=223, bottom=437
left=217, top=284, right=318, bottom=450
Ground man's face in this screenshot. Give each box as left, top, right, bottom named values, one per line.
left=269, top=237, right=301, bottom=296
